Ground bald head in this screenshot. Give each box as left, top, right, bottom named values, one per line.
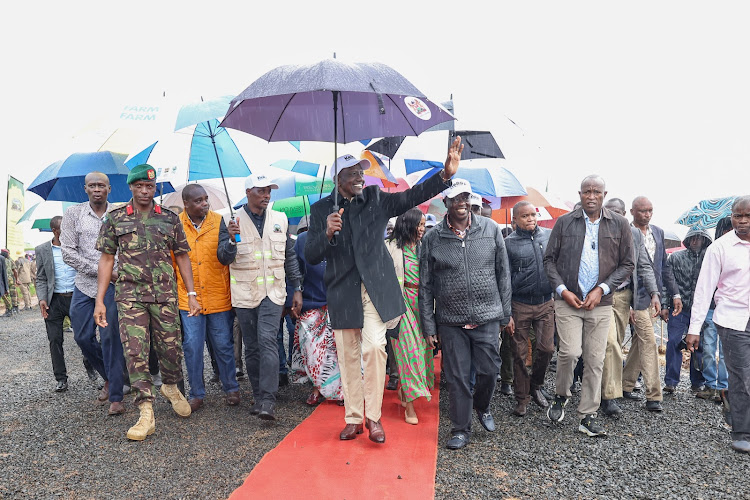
left=84, top=171, right=111, bottom=206
left=580, top=175, right=605, bottom=192
left=50, top=215, right=63, bottom=231
left=604, top=198, right=626, bottom=216
left=182, top=183, right=206, bottom=202
left=630, top=196, right=653, bottom=229
left=579, top=175, right=607, bottom=218
left=512, top=200, right=534, bottom=218
left=631, top=196, right=651, bottom=210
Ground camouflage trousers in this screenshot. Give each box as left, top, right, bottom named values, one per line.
left=2, top=283, right=18, bottom=310
left=116, top=300, right=184, bottom=405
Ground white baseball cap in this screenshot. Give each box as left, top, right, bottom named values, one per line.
left=443, top=178, right=472, bottom=199
left=470, top=193, right=482, bottom=207
left=329, top=154, right=371, bottom=178
left=245, top=173, right=279, bottom=190
left=425, top=213, right=437, bottom=227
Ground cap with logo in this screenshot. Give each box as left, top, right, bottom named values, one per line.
left=245, top=173, right=280, bottom=190
left=425, top=213, right=437, bottom=227
left=329, top=154, right=371, bottom=178
left=443, top=178, right=472, bottom=199
left=127, top=164, right=157, bottom=185
left=470, top=193, right=483, bottom=207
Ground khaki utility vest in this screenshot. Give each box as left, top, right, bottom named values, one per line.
left=229, top=208, right=289, bottom=308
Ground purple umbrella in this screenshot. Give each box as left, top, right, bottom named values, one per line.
left=219, top=58, right=455, bottom=210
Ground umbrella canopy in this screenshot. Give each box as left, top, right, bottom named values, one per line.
left=409, top=159, right=527, bottom=199
left=495, top=186, right=574, bottom=224
left=28, top=151, right=174, bottom=202
left=160, top=183, right=234, bottom=211
left=676, top=196, right=736, bottom=230
left=17, top=201, right=76, bottom=231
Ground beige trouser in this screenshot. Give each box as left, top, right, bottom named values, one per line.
left=622, top=308, right=663, bottom=401
left=601, top=288, right=632, bottom=399
left=334, top=285, right=387, bottom=424
left=554, top=300, right=612, bottom=419
left=18, top=283, right=32, bottom=308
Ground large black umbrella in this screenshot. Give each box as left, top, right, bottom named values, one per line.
left=219, top=58, right=455, bottom=210
left=367, top=129, right=504, bottom=161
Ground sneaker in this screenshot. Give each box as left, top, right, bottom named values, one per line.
left=579, top=414, right=607, bottom=437
left=547, top=395, right=568, bottom=423
left=236, top=367, right=245, bottom=380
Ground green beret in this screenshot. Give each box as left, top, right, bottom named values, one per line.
left=127, top=164, right=157, bottom=184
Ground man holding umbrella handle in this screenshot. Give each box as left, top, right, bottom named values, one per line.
left=306, top=136, right=462, bottom=444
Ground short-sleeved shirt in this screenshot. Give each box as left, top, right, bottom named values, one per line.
left=96, top=201, right=190, bottom=303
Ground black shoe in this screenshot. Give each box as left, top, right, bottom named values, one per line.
left=531, top=387, right=549, bottom=408
left=690, top=385, right=704, bottom=393
left=249, top=402, right=261, bottom=415
left=445, top=433, right=469, bottom=450
left=475, top=408, right=496, bottom=432
left=540, top=388, right=554, bottom=401
left=601, top=399, right=622, bottom=417
left=663, top=385, right=676, bottom=394
left=258, top=402, right=276, bottom=421
left=579, top=414, right=607, bottom=437
left=547, top=395, right=568, bottom=423
left=499, top=383, right=513, bottom=396
left=236, top=368, right=245, bottom=380
left=622, top=391, right=642, bottom=401
left=386, top=377, right=398, bottom=391
left=86, top=368, right=98, bottom=384
left=279, top=373, right=289, bottom=387
left=645, top=400, right=663, bottom=412
left=55, top=380, right=68, bottom=392
left=210, top=373, right=220, bottom=384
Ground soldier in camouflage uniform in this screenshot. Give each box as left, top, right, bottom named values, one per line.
left=94, top=164, right=201, bottom=441
left=1, top=249, right=19, bottom=316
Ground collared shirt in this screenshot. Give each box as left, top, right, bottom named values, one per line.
left=244, top=205, right=266, bottom=237
left=688, top=230, right=750, bottom=335
left=61, top=201, right=116, bottom=299
left=51, top=244, right=76, bottom=293
left=634, top=223, right=656, bottom=262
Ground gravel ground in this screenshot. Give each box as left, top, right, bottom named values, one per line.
left=0, top=309, right=314, bottom=499
left=434, top=357, right=747, bottom=499
left=3, top=308, right=748, bottom=499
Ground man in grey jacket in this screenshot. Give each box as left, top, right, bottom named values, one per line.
left=420, top=179, right=512, bottom=450
left=544, top=175, right=634, bottom=437
left=600, top=198, right=660, bottom=416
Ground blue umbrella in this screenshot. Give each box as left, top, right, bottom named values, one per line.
left=220, top=58, right=455, bottom=211
left=28, top=151, right=175, bottom=203
left=408, top=159, right=527, bottom=198
left=676, top=196, right=736, bottom=230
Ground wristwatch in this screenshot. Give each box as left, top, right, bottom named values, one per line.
left=294, top=285, right=304, bottom=292
left=187, top=291, right=197, bottom=296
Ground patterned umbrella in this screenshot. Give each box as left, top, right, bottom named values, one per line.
left=676, top=196, right=736, bottom=230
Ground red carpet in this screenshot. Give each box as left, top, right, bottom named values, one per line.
left=230, top=357, right=441, bottom=500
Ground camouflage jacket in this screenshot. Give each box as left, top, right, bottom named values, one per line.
left=97, top=201, right=190, bottom=303
left=5, top=257, right=15, bottom=284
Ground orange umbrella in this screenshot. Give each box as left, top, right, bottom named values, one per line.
left=491, top=187, right=574, bottom=226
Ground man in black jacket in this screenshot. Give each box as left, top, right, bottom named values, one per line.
left=504, top=201, right=554, bottom=417
left=543, top=175, right=634, bottom=437
left=420, top=179, right=512, bottom=450
left=306, top=137, right=463, bottom=444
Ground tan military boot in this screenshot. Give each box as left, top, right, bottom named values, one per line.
left=160, top=384, right=192, bottom=417
left=126, top=402, right=155, bottom=441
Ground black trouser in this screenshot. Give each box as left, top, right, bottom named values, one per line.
left=439, top=321, right=501, bottom=436
left=44, top=293, right=72, bottom=382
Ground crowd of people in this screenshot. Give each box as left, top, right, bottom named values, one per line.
left=3, top=137, right=748, bottom=454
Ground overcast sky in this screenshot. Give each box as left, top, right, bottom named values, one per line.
left=2, top=0, right=749, bottom=247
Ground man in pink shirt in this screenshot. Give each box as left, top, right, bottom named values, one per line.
left=687, top=195, right=750, bottom=454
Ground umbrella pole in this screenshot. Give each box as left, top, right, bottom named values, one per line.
left=207, top=121, right=234, bottom=218
left=332, top=90, right=339, bottom=238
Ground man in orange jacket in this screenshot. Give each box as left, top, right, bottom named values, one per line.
left=177, top=184, right=240, bottom=410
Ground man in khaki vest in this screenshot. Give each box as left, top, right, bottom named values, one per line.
left=227, top=173, right=303, bottom=421
left=16, top=254, right=34, bottom=310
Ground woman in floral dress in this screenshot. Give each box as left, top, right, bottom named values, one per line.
left=386, top=208, right=434, bottom=425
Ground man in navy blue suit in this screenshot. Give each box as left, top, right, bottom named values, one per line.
left=621, top=196, right=681, bottom=411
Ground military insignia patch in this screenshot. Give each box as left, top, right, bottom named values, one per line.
left=147, top=169, right=156, bottom=180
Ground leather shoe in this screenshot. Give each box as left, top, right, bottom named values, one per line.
left=226, top=391, right=241, bottom=406
left=339, top=423, right=363, bottom=440
left=97, top=381, right=110, bottom=402
left=365, top=418, right=385, bottom=443
left=445, top=433, right=469, bottom=450
left=475, top=408, right=496, bottom=432
left=731, top=440, right=750, bottom=453
left=531, top=388, right=549, bottom=408
left=663, top=385, right=676, bottom=394
left=249, top=402, right=261, bottom=415
left=513, top=402, right=527, bottom=417
left=499, top=383, right=513, bottom=396
left=258, top=402, right=276, bottom=420
left=108, top=401, right=126, bottom=415
left=386, top=377, right=398, bottom=391
left=189, top=398, right=203, bottom=412
left=306, top=392, right=323, bottom=406
left=622, top=391, right=642, bottom=401
left=601, top=399, right=622, bottom=416
left=645, top=400, right=663, bottom=412
left=55, top=380, right=68, bottom=392
left=279, top=373, right=289, bottom=387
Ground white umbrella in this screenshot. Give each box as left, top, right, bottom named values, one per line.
left=160, top=183, right=232, bottom=211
